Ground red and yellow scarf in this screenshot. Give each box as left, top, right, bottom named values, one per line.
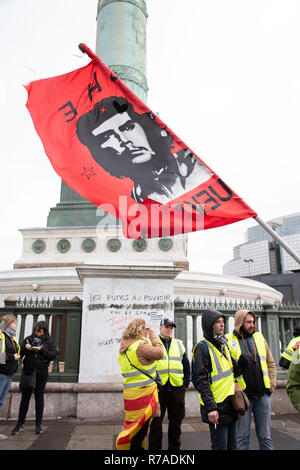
left=116, top=382, right=158, bottom=450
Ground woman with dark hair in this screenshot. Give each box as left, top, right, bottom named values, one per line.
left=11, top=321, right=57, bottom=435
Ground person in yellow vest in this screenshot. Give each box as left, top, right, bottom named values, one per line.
left=226, top=309, right=276, bottom=450
left=148, top=317, right=190, bottom=450
left=193, top=309, right=249, bottom=450
left=116, top=318, right=163, bottom=451
left=0, top=315, right=20, bottom=440
left=286, top=342, right=300, bottom=412
left=279, top=326, right=300, bottom=369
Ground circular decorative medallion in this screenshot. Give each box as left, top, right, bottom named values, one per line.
left=158, top=238, right=173, bottom=252
left=57, top=239, right=71, bottom=253
left=81, top=238, right=96, bottom=253
left=132, top=239, right=147, bottom=252
left=107, top=238, right=121, bottom=252
left=32, top=239, right=46, bottom=254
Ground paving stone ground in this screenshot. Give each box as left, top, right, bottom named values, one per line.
left=0, top=413, right=299, bottom=452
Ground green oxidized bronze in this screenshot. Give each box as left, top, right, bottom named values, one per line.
left=97, top=0, right=148, bottom=18
left=108, top=64, right=148, bottom=94
left=57, top=239, right=71, bottom=253
left=107, top=238, right=121, bottom=252
left=132, top=239, right=147, bottom=252
left=81, top=238, right=96, bottom=253
left=47, top=0, right=148, bottom=228
left=158, top=238, right=173, bottom=252
left=32, top=239, right=46, bottom=254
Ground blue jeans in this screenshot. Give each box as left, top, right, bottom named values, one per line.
left=208, top=421, right=238, bottom=450
left=237, top=393, right=273, bottom=450
left=0, top=373, right=13, bottom=408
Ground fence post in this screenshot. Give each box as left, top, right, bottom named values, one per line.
left=174, top=298, right=187, bottom=351
left=260, top=301, right=281, bottom=366
left=63, top=297, right=82, bottom=382
left=191, top=314, right=198, bottom=348
left=3, top=296, right=17, bottom=311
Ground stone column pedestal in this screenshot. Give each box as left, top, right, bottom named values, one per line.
left=76, top=263, right=183, bottom=383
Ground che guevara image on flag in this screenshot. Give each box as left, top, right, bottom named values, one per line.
left=25, top=43, right=256, bottom=238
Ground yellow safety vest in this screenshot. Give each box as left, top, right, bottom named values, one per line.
left=0, top=331, right=5, bottom=354
left=226, top=331, right=271, bottom=389
left=0, top=330, right=20, bottom=357
left=118, top=339, right=157, bottom=389
left=291, top=345, right=300, bottom=365
left=193, top=339, right=235, bottom=405
left=281, top=336, right=300, bottom=362
left=156, top=337, right=185, bottom=387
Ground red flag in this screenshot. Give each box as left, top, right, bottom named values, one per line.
left=25, top=44, right=257, bottom=238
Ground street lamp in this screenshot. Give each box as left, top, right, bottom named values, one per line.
left=243, top=258, right=254, bottom=276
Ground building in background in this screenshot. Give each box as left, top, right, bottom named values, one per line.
left=223, top=213, right=300, bottom=302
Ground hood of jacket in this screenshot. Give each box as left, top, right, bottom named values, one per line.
left=201, top=309, right=225, bottom=344
left=233, top=309, right=256, bottom=337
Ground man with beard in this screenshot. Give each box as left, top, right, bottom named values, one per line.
left=226, top=310, right=277, bottom=450
left=193, top=309, right=248, bottom=450
left=76, top=96, right=212, bottom=204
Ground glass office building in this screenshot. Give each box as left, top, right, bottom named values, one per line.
left=223, top=213, right=300, bottom=277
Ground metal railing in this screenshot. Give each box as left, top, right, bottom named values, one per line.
left=2, top=295, right=299, bottom=383
left=0, top=297, right=82, bottom=382
left=174, top=298, right=300, bottom=380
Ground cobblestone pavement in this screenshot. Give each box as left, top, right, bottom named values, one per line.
left=0, top=413, right=299, bottom=452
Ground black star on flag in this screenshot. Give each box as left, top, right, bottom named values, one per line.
left=81, top=167, right=96, bottom=180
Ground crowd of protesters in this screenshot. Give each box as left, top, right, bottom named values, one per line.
left=0, top=310, right=299, bottom=450
left=118, top=311, right=299, bottom=451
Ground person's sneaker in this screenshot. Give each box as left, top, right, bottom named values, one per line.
left=11, top=425, right=24, bottom=435
left=35, top=425, right=43, bottom=434
left=0, top=434, right=8, bottom=440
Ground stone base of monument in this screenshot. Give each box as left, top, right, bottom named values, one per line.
left=0, top=382, right=296, bottom=421
left=76, top=263, right=183, bottom=384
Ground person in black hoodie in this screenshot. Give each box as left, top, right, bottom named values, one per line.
left=11, top=321, right=57, bottom=435
left=193, top=309, right=248, bottom=450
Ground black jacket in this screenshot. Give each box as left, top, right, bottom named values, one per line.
left=232, top=329, right=269, bottom=399
left=20, top=333, right=57, bottom=374
left=193, top=309, right=248, bottom=425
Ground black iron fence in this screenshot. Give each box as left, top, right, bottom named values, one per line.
left=174, top=298, right=300, bottom=380
left=0, top=296, right=82, bottom=382
left=1, top=295, right=299, bottom=383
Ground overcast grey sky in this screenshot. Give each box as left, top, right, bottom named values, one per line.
left=0, top=0, right=299, bottom=274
